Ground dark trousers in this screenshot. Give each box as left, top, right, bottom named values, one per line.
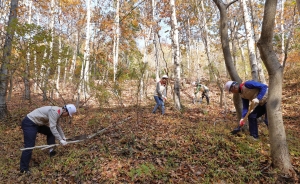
left=20, top=116, right=55, bottom=171
left=201, top=90, right=209, bottom=105
left=248, top=104, right=268, bottom=138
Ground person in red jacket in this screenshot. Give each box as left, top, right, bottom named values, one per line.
left=20, top=104, right=76, bottom=174
left=225, top=80, right=268, bottom=139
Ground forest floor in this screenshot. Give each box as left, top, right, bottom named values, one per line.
left=0, top=74, right=299, bottom=183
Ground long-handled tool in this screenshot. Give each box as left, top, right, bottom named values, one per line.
left=20, top=140, right=84, bottom=151
left=20, top=116, right=131, bottom=151
left=231, top=101, right=257, bottom=135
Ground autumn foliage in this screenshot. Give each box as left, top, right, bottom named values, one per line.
left=0, top=68, right=299, bottom=183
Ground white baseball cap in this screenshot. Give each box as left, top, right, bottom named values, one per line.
left=65, top=104, right=76, bottom=117
left=162, top=75, right=168, bottom=79
left=224, top=81, right=237, bottom=92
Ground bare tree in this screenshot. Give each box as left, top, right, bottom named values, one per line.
left=257, top=0, right=297, bottom=181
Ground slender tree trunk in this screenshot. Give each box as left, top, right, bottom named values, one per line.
left=297, top=0, right=300, bottom=13
left=33, top=12, right=39, bottom=93
left=63, top=49, right=69, bottom=90
left=280, top=0, right=286, bottom=64
left=213, top=0, right=242, bottom=119
left=42, top=0, right=55, bottom=101
left=187, top=18, right=191, bottom=77
left=241, top=0, right=258, bottom=81
left=83, top=0, right=91, bottom=98
left=200, top=0, right=223, bottom=107
left=248, top=0, right=266, bottom=84
left=230, top=19, right=237, bottom=68
left=113, top=0, right=120, bottom=82
left=257, top=0, right=297, bottom=180
left=69, top=31, right=78, bottom=81
left=195, top=42, right=201, bottom=80
left=24, top=0, right=32, bottom=100
left=0, top=0, right=9, bottom=46
left=236, top=40, right=247, bottom=80
left=56, top=3, right=62, bottom=99
left=0, top=0, right=19, bottom=119
left=170, top=0, right=181, bottom=110
left=140, top=26, right=151, bottom=99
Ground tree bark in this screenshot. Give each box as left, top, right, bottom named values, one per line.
left=199, top=0, right=223, bottom=107
left=241, top=0, right=258, bottom=81
left=257, top=0, right=297, bottom=180
left=24, top=0, right=32, bottom=100
left=113, top=0, right=120, bottom=82
left=0, top=0, right=19, bottom=119
left=170, top=0, right=181, bottom=110
left=83, top=0, right=91, bottom=97
left=297, top=0, right=300, bottom=14
left=213, top=0, right=242, bottom=119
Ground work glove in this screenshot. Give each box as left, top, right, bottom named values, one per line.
left=239, top=119, right=245, bottom=127
left=60, top=140, right=68, bottom=146
left=252, top=98, right=259, bottom=104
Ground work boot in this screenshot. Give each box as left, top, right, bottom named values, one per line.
left=49, top=150, right=57, bottom=157
left=20, top=170, right=31, bottom=175
left=248, top=135, right=259, bottom=141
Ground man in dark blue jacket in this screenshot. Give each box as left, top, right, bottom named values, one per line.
left=225, top=80, right=268, bottom=139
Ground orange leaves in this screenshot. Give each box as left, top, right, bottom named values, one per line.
left=60, top=0, right=80, bottom=6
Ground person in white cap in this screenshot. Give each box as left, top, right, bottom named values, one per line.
left=20, top=104, right=76, bottom=174
left=224, top=80, right=268, bottom=139
left=152, top=75, right=168, bottom=115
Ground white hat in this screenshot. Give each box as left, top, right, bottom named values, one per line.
left=65, top=104, right=76, bottom=117
left=162, top=75, right=168, bottom=79
left=224, top=81, right=237, bottom=92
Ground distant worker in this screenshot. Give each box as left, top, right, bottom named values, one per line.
left=152, top=75, right=168, bottom=115
left=224, top=80, right=268, bottom=140
left=192, top=82, right=209, bottom=105
left=20, top=104, right=77, bottom=174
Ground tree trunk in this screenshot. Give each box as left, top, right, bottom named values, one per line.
left=199, top=0, right=223, bottom=107
left=83, top=0, right=91, bottom=98
left=280, top=0, right=286, bottom=64
left=297, top=0, right=300, bottom=14
left=257, top=0, right=297, bottom=180
left=24, top=0, right=32, bottom=100
left=236, top=40, right=247, bottom=80
left=213, top=0, right=242, bottom=119
left=241, top=0, right=258, bottom=81
left=170, top=0, right=181, bottom=110
left=113, top=0, right=120, bottom=82
left=56, top=2, right=62, bottom=99
left=248, top=0, right=266, bottom=84
left=0, top=0, right=19, bottom=119
left=69, top=31, right=78, bottom=81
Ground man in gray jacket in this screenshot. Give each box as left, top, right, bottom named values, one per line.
left=20, top=104, right=76, bottom=174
